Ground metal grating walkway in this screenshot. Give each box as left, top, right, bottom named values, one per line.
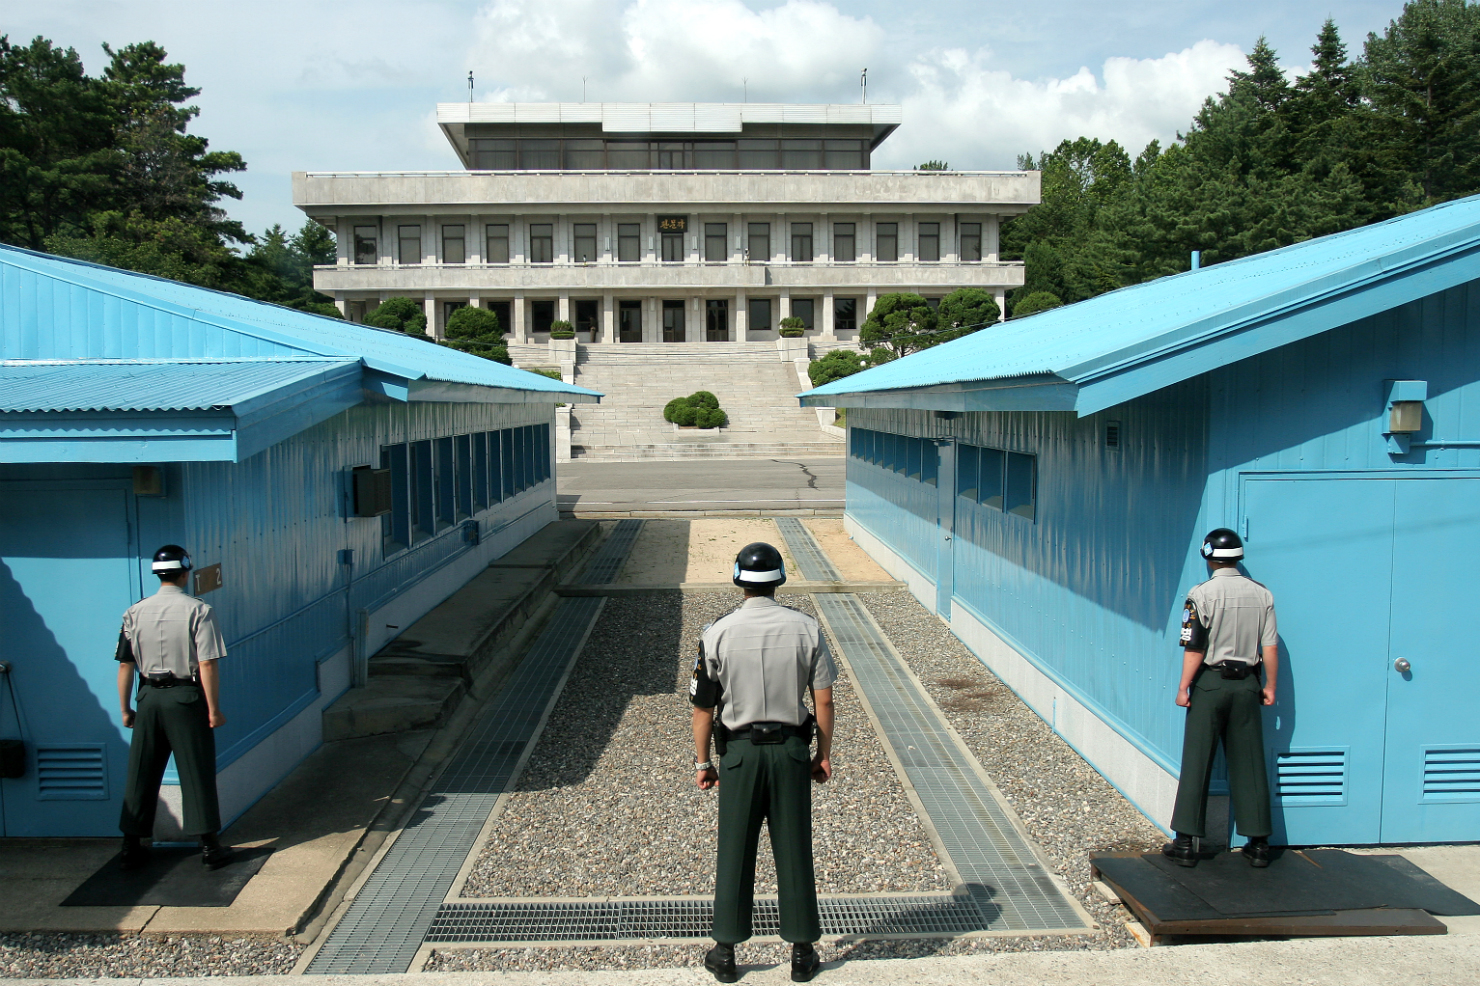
left=775, top=517, right=841, bottom=581
left=813, top=593, right=1089, bottom=934
left=304, top=596, right=608, bottom=974
left=575, top=519, right=644, bottom=583
left=428, top=892, right=993, bottom=943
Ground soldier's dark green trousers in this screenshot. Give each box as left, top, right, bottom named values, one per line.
left=713, top=735, right=821, bottom=944
left=119, top=683, right=221, bottom=837
left=1170, top=669, right=1272, bottom=839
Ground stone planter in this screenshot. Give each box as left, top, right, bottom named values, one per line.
left=776, top=336, right=808, bottom=362
left=548, top=337, right=577, bottom=361
left=673, top=423, right=723, bottom=435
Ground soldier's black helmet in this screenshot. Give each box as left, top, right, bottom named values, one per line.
left=733, top=542, right=786, bottom=588
left=1200, top=528, right=1244, bottom=562
left=151, top=544, right=193, bottom=575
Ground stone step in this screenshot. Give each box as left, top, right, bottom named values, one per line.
left=572, top=441, right=844, bottom=460
left=321, top=676, right=466, bottom=742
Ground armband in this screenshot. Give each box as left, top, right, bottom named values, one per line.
left=114, top=631, right=135, bottom=664
left=690, top=643, right=721, bottom=708
left=1179, top=600, right=1208, bottom=651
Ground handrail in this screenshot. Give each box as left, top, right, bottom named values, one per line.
left=304, top=169, right=1033, bottom=178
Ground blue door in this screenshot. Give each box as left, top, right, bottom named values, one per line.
left=1244, top=474, right=1480, bottom=845
left=1382, top=478, right=1480, bottom=842
left=934, top=441, right=956, bottom=619
left=0, top=485, right=138, bottom=836
left=1243, top=477, right=1390, bottom=845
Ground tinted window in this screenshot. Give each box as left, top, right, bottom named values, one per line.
left=833, top=223, right=855, bottom=263
left=876, top=222, right=898, bottom=262
left=1006, top=452, right=1036, bottom=519
left=354, top=226, right=378, bottom=265
left=918, top=222, right=940, bottom=262
left=617, top=223, right=641, bottom=262
left=979, top=447, right=1004, bottom=509
left=486, top=224, right=510, bottom=264
left=748, top=223, right=770, bottom=262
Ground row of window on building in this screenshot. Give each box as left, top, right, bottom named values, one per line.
left=849, top=429, right=1037, bottom=521
left=378, top=424, right=551, bottom=556
left=351, top=220, right=985, bottom=267
left=467, top=137, right=871, bottom=171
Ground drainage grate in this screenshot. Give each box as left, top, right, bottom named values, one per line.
left=305, top=596, right=607, bottom=975
left=775, top=517, right=840, bottom=582
left=428, top=893, right=993, bottom=943
left=813, top=594, right=1088, bottom=934
left=575, top=519, right=645, bottom=583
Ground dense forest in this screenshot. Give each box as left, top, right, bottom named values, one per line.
left=1001, top=0, right=1480, bottom=315
left=0, top=35, right=338, bottom=314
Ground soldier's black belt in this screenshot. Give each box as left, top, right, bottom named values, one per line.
left=727, top=721, right=812, bottom=744
left=1212, top=661, right=1259, bottom=680
left=140, top=672, right=198, bottom=688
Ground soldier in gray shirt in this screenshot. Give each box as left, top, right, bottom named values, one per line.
left=115, top=545, right=233, bottom=870
left=1165, top=528, right=1279, bottom=868
left=691, top=543, right=836, bottom=983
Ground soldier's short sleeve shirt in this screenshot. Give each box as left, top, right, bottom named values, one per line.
left=1184, top=568, right=1277, bottom=666
left=692, top=595, right=836, bottom=730
left=117, top=584, right=227, bottom=677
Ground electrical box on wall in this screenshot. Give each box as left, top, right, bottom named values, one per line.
left=1383, top=380, right=1427, bottom=455
left=351, top=466, right=392, bottom=517
left=132, top=465, right=165, bottom=497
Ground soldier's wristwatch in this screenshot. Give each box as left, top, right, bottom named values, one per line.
left=694, top=760, right=714, bottom=771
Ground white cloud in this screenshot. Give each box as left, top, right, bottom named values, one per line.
left=881, top=39, right=1248, bottom=169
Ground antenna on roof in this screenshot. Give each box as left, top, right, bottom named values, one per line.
left=583, top=77, right=587, bottom=102
left=467, top=71, right=474, bottom=104
left=861, top=68, right=867, bottom=105
left=743, top=77, right=747, bottom=103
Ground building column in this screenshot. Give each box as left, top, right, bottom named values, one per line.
left=735, top=289, right=747, bottom=341
left=865, top=288, right=878, bottom=322
left=334, top=296, right=348, bottom=316
left=513, top=294, right=527, bottom=343
left=943, top=213, right=957, bottom=264
left=512, top=214, right=525, bottom=265
left=601, top=293, right=615, bottom=343
left=336, top=218, right=350, bottom=265
left=985, top=214, right=1000, bottom=262
left=602, top=212, right=612, bottom=264
left=644, top=296, right=657, bottom=343
left=424, top=295, right=439, bottom=340
left=468, top=213, right=483, bottom=265
left=818, top=211, right=830, bottom=265
left=379, top=218, right=392, bottom=267
left=860, top=213, right=873, bottom=264
left=995, top=288, right=1007, bottom=322
left=776, top=212, right=786, bottom=263
left=425, top=215, right=436, bottom=266
left=779, top=291, right=791, bottom=321
left=821, top=292, right=836, bottom=341
left=645, top=213, right=657, bottom=264
left=558, top=293, right=570, bottom=323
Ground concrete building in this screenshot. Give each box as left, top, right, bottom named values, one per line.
left=804, top=196, right=1480, bottom=847
left=291, top=102, right=1039, bottom=347
left=0, top=244, right=597, bottom=837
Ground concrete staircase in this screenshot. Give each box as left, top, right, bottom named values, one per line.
left=566, top=343, right=845, bottom=460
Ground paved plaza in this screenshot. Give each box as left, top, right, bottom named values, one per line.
left=557, top=459, right=846, bottom=517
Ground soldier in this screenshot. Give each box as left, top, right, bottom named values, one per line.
left=1164, top=528, right=1278, bottom=868
left=115, top=545, right=234, bottom=870
left=690, top=542, right=836, bottom=983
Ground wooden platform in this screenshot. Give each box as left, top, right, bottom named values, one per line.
left=1091, top=849, right=1479, bottom=941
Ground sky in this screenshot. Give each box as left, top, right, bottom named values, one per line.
left=5, top=0, right=1405, bottom=237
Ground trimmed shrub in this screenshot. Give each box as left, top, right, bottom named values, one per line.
left=808, top=349, right=867, bottom=387
left=1012, top=291, right=1064, bottom=318
left=549, top=319, right=576, bottom=339
left=664, top=391, right=728, bottom=428
left=364, top=296, right=429, bottom=337
left=778, top=316, right=806, bottom=338
left=443, top=304, right=509, bottom=363
left=302, top=301, right=345, bottom=319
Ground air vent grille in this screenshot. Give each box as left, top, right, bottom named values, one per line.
left=1275, top=749, right=1346, bottom=805
left=1105, top=421, right=1121, bottom=450
left=35, top=744, right=107, bottom=800
left=1422, top=747, right=1480, bottom=802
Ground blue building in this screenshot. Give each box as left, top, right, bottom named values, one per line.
left=0, top=245, right=598, bottom=837
left=805, top=196, right=1480, bottom=846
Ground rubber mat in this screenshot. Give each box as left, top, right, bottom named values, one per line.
left=62, top=846, right=272, bottom=907
left=812, top=593, right=1089, bottom=934
left=304, top=596, right=607, bottom=975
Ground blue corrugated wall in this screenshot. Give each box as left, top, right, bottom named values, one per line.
left=846, top=278, right=1480, bottom=785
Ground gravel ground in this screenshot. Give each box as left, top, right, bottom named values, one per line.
left=462, top=591, right=948, bottom=898
left=0, top=932, right=301, bottom=979
left=858, top=589, right=1166, bottom=953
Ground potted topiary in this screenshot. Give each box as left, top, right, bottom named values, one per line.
left=548, top=319, right=577, bottom=361
left=777, top=316, right=808, bottom=361
left=549, top=320, right=576, bottom=339
left=664, top=390, right=728, bottom=431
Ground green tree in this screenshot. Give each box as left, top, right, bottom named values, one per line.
left=936, top=288, right=1001, bottom=337
left=858, top=292, right=938, bottom=359
left=243, top=220, right=338, bottom=310
left=364, top=297, right=429, bottom=337
left=808, top=349, right=867, bottom=386
left=443, top=305, right=509, bottom=363
left=1011, top=291, right=1064, bottom=317
left=916, top=160, right=950, bottom=170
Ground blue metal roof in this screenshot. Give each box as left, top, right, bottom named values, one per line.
left=0, top=358, right=358, bottom=412
left=805, top=194, right=1480, bottom=415
left=0, top=243, right=600, bottom=402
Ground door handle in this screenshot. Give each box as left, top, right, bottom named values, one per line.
left=1394, top=658, right=1411, bottom=673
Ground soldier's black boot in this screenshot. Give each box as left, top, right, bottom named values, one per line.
left=199, top=832, right=235, bottom=870
left=704, top=942, right=738, bottom=983
left=1241, top=837, right=1274, bottom=868
left=1161, top=833, right=1198, bottom=867
left=791, top=942, right=822, bottom=982
left=119, top=835, right=150, bottom=872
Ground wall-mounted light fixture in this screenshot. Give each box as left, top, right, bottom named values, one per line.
left=1384, top=379, right=1427, bottom=454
